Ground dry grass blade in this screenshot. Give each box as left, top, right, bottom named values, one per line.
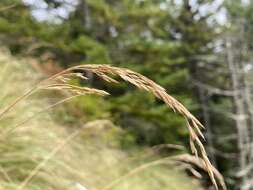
left=0, top=76, right=108, bottom=121
left=101, top=157, right=175, bottom=190
left=0, top=85, right=108, bottom=137
left=0, top=4, right=17, bottom=12
left=0, top=88, right=37, bottom=119
left=41, top=84, right=109, bottom=96
left=172, top=154, right=227, bottom=190
left=1, top=95, right=82, bottom=137
left=17, top=124, right=91, bottom=190
left=101, top=153, right=216, bottom=190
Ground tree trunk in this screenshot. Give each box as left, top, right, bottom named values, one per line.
left=226, top=36, right=251, bottom=190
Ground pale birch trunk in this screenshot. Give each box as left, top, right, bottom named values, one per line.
left=226, top=36, right=251, bottom=190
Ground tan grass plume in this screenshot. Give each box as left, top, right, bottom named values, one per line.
left=0, top=64, right=223, bottom=189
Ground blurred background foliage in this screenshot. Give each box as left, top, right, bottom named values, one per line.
left=2, top=0, right=253, bottom=189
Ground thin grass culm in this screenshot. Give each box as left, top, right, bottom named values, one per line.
left=0, top=64, right=223, bottom=189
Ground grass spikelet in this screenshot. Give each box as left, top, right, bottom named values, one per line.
left=59, top=64, right=220, bottom=189
left=41, top=84, right=109, bottom=96
left=173, top=154, right=227, bottom=190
